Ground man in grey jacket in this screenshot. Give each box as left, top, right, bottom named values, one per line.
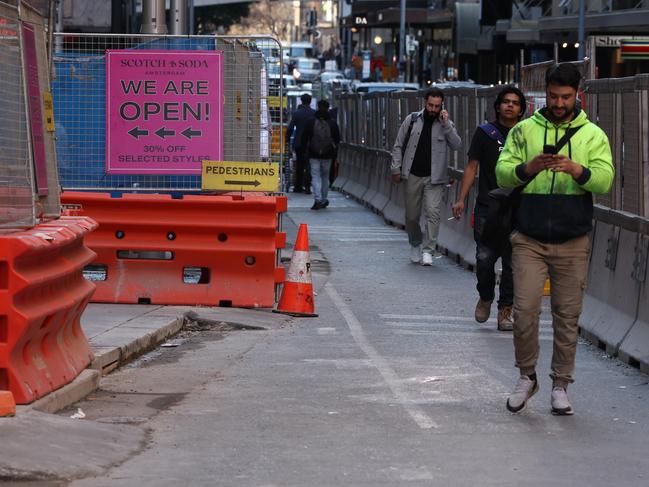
left=391, top=88, right=462, bottom=265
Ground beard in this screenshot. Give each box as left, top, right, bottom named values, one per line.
left=424, top=110, right=439, bottom=121
left=547, top=104, right=575, bottom=123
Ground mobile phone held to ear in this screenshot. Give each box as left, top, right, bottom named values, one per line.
left=543, top=144, right=557, bottom=155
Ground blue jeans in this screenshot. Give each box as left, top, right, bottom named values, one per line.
left=309, top=158, right=332, bottom=203
left=473, top=204, right=513, bottom=308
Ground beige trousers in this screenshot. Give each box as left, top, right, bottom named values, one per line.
left=404, top=175, right=445, bottom=254
left=510, top=231, right=590, bottom=388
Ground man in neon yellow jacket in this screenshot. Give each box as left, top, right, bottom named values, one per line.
left=496, top=63, right=614, bottom=416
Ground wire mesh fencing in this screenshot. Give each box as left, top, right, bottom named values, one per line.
left=0, top=3, right=34, bottom=229
left=52, top=33, right=283, bottom=192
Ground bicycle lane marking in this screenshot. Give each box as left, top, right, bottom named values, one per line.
left=325, top=283, right=438, bottom=430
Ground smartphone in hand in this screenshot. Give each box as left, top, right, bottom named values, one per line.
left=543, top=144, right=557, bottom=155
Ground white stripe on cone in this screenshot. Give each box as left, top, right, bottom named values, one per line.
left=285, top=250, right=312, bottom=284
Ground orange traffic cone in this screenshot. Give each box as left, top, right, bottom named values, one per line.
left=0, top=390, right=16, bottom=417
left=274, top=224, right=318, bottom=317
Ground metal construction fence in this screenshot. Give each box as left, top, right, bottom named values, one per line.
left=51, top=33, right=284, bottom=192
left=334, top=71, right=649, bottom=217
left=0, top=1, right=61, bottom=230
left=331, top=70, right=649, bottom=372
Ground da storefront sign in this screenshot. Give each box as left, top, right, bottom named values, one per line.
left=106, top=50, right=223, bottom=174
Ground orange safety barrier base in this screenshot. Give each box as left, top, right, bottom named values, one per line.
left=61, top=192, right=287, bottom=308
left=0, top=217, right=98, bottom=404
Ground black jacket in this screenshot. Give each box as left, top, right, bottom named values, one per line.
left=286, top=104, right=315, bottom=150
left=301, top=111, right=341, bottom=160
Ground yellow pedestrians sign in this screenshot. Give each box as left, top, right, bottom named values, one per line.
left=202, top=160, right=280, bottom=192
left=267, top=96, right=286, bottom=109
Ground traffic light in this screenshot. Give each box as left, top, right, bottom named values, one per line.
left=307, top=9, right=317, bottom=27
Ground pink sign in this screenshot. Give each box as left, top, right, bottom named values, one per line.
left=106, top=50, right=223, bottom=174
left=22, top=22, right=48, bottom=195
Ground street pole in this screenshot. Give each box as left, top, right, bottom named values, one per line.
left=169, top=0, right=187, bottom=35
left=399, top=0, right=406, bottom=81
left=188, top=0, right=195, bottom=35
left=578, top=0, right=585, bottom=60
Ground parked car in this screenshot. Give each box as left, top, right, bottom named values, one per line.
left=319, top=71, right=352, bottom=88
left=292, top=57, right=321, bottom=84
left=268, top=73, right=299, bottom=96
left=265, top=57, right=282, bottom=77
left=312, top=71, right=353, bottom=100
left=289, top=42, right=315, bottom=60
left=351, top=81, right=420, bottom=93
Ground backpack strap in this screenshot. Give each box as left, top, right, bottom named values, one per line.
left=401, top=112, right=419, bottom=156
left=479, top=122, right=505, bottom=146
left=554, top=125, right=584, bottom=152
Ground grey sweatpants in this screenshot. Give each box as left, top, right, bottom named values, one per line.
left=404, top=174, right=445, bottom=254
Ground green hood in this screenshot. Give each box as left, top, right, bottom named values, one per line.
left=495, top=106, right=614, bottom=243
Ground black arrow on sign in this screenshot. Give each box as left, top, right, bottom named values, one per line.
left=155, top=127, right=175, bottom=139
left=128, top=127, right=149, bottom=139
left=224, top=180, right=261, bottom=187
left=181, top=127, right=202, bottom=139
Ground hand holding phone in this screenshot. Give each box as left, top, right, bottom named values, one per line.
left=440, top=105, right=449, bottom=124
left=543, top=144, right=557, bottom=155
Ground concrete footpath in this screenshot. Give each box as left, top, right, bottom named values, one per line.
left=0, top=304, right=298, bottom=482
left=0, top=214, right=334, bottom=482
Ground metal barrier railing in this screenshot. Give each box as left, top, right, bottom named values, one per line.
left=335, top=71, right=649, bottom=218
left=52, top=33, right=284, bottom=192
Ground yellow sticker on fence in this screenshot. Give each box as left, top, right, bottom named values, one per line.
left=201, top=161, right=280, bottom=192
left=267, top=96, right=286, bottom=109
left=43, top=92, right=55, bottom=132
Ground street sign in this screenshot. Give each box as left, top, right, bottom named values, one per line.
left=621, top=40, right=649, bottom=60
left=106, top=50, right=224, bottom=175
left=201, top=161, right=280, bottom=192
left=267, top=96, right=286, bottom=109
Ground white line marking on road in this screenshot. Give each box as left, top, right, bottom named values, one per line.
left=380, top=314, right=553, bottom=326
left=325, top=283, right=438, bottom=430
left=317, top=327, right=337, bottom=335
left=383, top=321, right=554, bottom=333
left=336, top=238, right=407, bottom=242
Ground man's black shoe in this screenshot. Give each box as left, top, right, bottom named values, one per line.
left=292, top=187, right=304, bottom=193
left=323, top=199, right=329, bottom=207
left=310, top=202, right=321, bottom=210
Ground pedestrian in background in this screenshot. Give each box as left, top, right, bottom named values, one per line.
left=391, top=88, right=462, bottom=265
left=452, top=87, right=526, bottom=331
left=496, top=63, right=614, bottom=415
left=301, top=99, right=340, bottom=210
left=286, top=93, right=315, bottom=194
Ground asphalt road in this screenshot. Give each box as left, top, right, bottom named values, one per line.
left=59, top=190, right=648, bottom=486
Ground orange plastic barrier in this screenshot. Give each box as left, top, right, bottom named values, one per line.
left=0, top=217, right=97, bottom=404
left=61, top=192, right=287, bottom=307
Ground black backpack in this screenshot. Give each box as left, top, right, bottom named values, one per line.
left=309, top=118, right=335, bottom=157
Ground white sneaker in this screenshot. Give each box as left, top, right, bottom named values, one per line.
left=421, top=252, right=433, bottom=266
left=551, top=387, right=574, bottom=416
left=409, top=245, right=421, bottom=263
left=506, top=375, right=539, bottom=413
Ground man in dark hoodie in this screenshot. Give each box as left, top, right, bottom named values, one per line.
left=301, top=99, right=341, bottom=210
left=496, top=63, right=614, bottom=416
left=452, top=87, right=526, bottom=331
